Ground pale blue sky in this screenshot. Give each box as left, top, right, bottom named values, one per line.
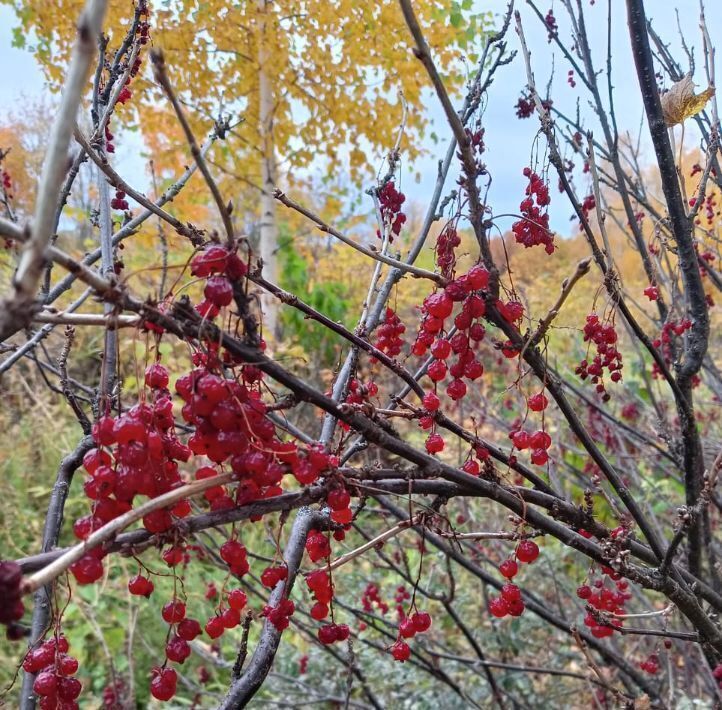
left=0, top=1, right=719, bottom=236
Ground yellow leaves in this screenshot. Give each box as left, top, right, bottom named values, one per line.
left=660, top=75, right=715, bottom=126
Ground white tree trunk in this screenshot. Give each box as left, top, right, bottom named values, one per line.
left=257, top=0, right=279, bottom=342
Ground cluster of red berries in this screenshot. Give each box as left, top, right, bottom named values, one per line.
left=191, top=250, right=238, bottom=316
left=104, top=123, right=116, bottom=154
left=488, top=540, right=540, bottom=618
left=377, top=181, right=406, bottom=243
left=262, top=598, right=295, bottom=631
left=390, top=610, right=432, bottom=662
left=579, top=193, right=596, bottom=225
left=509, top=428, right=552, bottom=466
left=515, top=94, right=535, bottom=119
left=374, top=308, right=406, bottom=357
left=639, top=653, right=660, bottom=675
left=575, top=314, right=623, bottom=399
left=577, top=566, right=631, bottom=638
left=318, top=622, right=351, bottom=645
left=512, top=168, right=554, bottom=254
left=0, top=561, right=24, bottom=638
left=362, top=583, right=389, bottom=616
left=544, top=9, right=558, bottom=40
left=327, top=484, right=353, bottom=525
left=651, top=318, right=697, bottom=385
left=338, top=378, right=378, bottom=432
left=2, top=168, right=13, bottom=198
left=435, top=227, right=461, bottom=279
left=110, top=188, right=129, bottom=211
left=190, top=244, right=247, bottom=319
left=71, top=366, right=193, bottom=583
left=515, top=94, right=553, bottom=119
left=567, top=69, right=576, bottom=88
left=306, top=529, right=332, bottom=563
left=22, top=635, right=82, bottom=709
left=204, top=587, right=248, bottom=640
left=307, top=569, right=334, bottom=621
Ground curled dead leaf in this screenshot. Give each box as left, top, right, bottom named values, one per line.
left=660, top=74, right=715, bottom=126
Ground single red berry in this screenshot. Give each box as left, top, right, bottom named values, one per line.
left=391, top=640, right=411, bottom=662
left=499, top=559, right=518, bottom=579
left=516, top=540, right=540, bottom=564
left=161, top=600, right=186, bottom=624
left=489, top=597, right=509, bottom=618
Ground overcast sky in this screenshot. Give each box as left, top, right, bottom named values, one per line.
left=0, top=1, right=720, bottom=236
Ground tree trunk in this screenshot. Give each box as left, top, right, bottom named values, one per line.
left=257, top=0, right=279, bottom=342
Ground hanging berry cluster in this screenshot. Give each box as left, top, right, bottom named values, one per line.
left=576, top=564, right=631, bottom=639
left=575, top=313, right=623, bottom=399
left=377, top=181, right=406, bottom=243
left=488, top=539, right=540, bottom=618
left=512, top=168, right=554, bottom=254
left=509, top=393, right=552, bottom=467
left=390, top=609, right=432, bottom=662
left=374, top=308, right=406, bottom=358
left=22, top=635, right=82, bottom=708
left=435, top=226, right=461, bottom=279
left=110, top=188, right=129, bottom=211
left=190, top=244, right=247, bottom=319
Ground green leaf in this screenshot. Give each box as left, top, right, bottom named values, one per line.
left=11, top=26, right=26, bottom=49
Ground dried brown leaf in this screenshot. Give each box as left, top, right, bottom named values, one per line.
left=661, top=75, right=715, bottom=126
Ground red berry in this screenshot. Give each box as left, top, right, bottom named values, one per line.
left=166, top=635, right=191, bottom=663
left=499, top=559, right=518, bottom=579
left=425, top=433, right=445, bottom=454
left=128, top=574, right=154, bottom=598
left=161, top=600, right=186, bottom=624
left=205, top=616, right=225, bottom=639
left=410, top=611, right=431, bottom=633
left=422, top=391, right=440, bottom=411
left=228, top=589, right=247, bottom=611
left=489, top=597, right=509, bottom=618
left=150, top=667, right=177, bottom=702
left=177, top=618, right=202, bottom=641
left=391, top=640, right=411, bottom=662
left=516, top=540, right=540, bottom=564
left=528, top=393, right=548, bottom=411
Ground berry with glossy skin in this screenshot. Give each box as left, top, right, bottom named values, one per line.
left=204, top=276, right=234, bottom=307
left=422, top=391, right=440, bottom=412
left=499, top=559, right=518, bottom=579
left=205, top=616, right=225, bottom=639
left=166, top=636, right=191, bottom=664
left=528, top=393, right=548, bottom=411
left=161, top=600, right=186, bottom=624
left=410, top=611, right=432, bottom=633
left=150, top=667, right=177, bottom=702
left=145, top=363, right=169, bottom=389
left=128, top=575, right=154, bottom=598
left=70, top=554, right=104, bottom=585
left=500, top=584, right=521, bottom=603
left=425, top=433, right=445, bottom=454
left=33, top=671, right=57, bottom=697
left=228, top=589, right=247, bottom=611
left=177, top=618, right=202, bottom=641
left=399, top=617, right=416, bottom=638
left=516, top=540, right=540, bottom=564
left=577, top=585, right=592, bottom=600
left=489, top=597, right=509, bottom=618
left=391, top=640, right=411, bottom=662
